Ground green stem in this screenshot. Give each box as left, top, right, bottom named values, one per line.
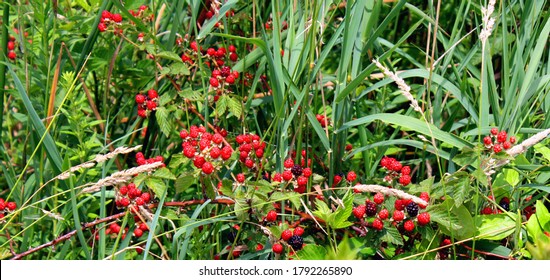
left=0, top=2, right=9, bottom=141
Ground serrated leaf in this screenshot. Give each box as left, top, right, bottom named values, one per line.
left=380, top=227, right=404, bottom=246
left=474, top=214, right=516, bottom=240
left=270, top=192, right=301, bottom=210
left=145, top=177, right=167, bottom=197
left=203, top=176, right=216, bottom=200
left=216, top=94, right=228, bottom=115
left=178, top=88, right=203, bottom=101
left=153, top=167, right=176, bottom=180
left=329, top=191, right=354, bottom=229
left=175, top=174, right=195, bottom=194
left=144, top=43, right=156, bottom=55
left=157, top=51, right=183, bottom=62
left=426, top=201, right=463, bottom=235
left=312, top=200, right=331, bottom=222
left=159, top=91, right=177, bottom=107
left=227, top=96, right=242, bottom=118
left=452, top=177, right=470, bottom=207
left=169, top=154, right=189, bottom=169
left=169, top=62, right=190, bottom=76
left=296, top=245, right=328, bottom=260
left=155, top=107, right=173, bottom=137
left=234, top=198, right=248, bottom=221
left=220, top=179, right=234, bottom=197
left=133, top=173, right=148, bottom=188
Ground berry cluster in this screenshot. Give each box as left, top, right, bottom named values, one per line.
left=315, top=114, right=330, bottom=128
left=483, top=128, right=516, bottom=153
left=180, top=125, right=232, bottom=174
left=0, top=198, right=17, bottom=219
left=6, top=33, right=17, bottom=61
left=115, top=183, right=153, bottom=209
left=380, top=157, right=412, bottom=186
left=135, top=152, right=165, bottom=167
left=135, top=89, right=159, bottom=118
left=131, top=215, right=150, bottom=238
left=97, top=10, right=123, bottom=33
left=480, top=196, right=511, bottom=215
left=271, top=157, right=311, bottom=193
left=235, top=133, right=266, bottom=170
left=273, top=226, right=305, bottom=254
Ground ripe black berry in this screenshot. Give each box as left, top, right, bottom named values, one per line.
left=291, top=164, right=303, bottom=177
left=406, top=202, right=419, bottom=217
left=499, top=197, right=510, bottom=211
left=226, top=231, right=237, bottom=243
left=288, top=235, right=304, bottom=251
left=365, top=201, right=377, bottom=217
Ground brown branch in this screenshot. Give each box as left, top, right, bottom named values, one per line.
left=10, top=212, right=126, bottom=260
left=460, top=243, right=515, bottom=260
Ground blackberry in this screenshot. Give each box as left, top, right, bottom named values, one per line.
left=406, top=202, right=419, bottom=217
left=227, top=231, right=237, bottom=243
left=288, top=235, right=304, bottom=251
left=499, top=197, right=510, bottom=211
left=291, top=164, right=303, bottom=177
left=365, top=201, right=377, bottom=217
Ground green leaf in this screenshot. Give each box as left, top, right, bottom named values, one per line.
left=155, top=107, right=173, bottom=137
left=220, top=179, right=234, bottom=197
left=380, top=227, right=404, bottom=246
left=169, top=154, right=189, bottom=169
left=526, top=200, right=550, bottom=241
left=227, top=96, right=242, bottom=118
left=169, top=62, right=190, bottom=76
left=452, top=177, right=470, bottom=207
left=427, top=200, right=463, bottom=235
left=296, top=245, right=328, bottom=260
left=474, top=214, right=516, bottom=240
left=504, top=169, right=520, bottom=187
left=178, top=88, right=203, bottom=101
left=153, top=168, right=176, bottom=180
left=329, top=191, right=354, bottom=229
left=159, top=91, right=177, bottom=107
left=146, top=177, right=167, bottom=197
left=312, top=200, right=331, bottom=223
left=234, top=198, right=248, bottom=221
left=216, top=94, right=229, bottom=115
left=203, top=177, right=216, bottom=200
left=156, top=51, right=184, bottom=62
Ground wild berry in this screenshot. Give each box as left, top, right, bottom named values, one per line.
left=497, top=131, right=507, bottom=143
left=201, top=162, right=214, bottom=174
left=346, top=171, right=357, bottom=182
left=372, top=218, right=384, bottom=230
left=284, top=158, right=295, bottom=169
left=509, top=136, right=516, bottom=144
left=135, top=94, right=145, bottom=104
left=393, top=210, right=405, bottom=222
left=147, top=89, right=158, bottom=99
left=7, top=41, right=15, bottom=50
left=281, top=229, right=293, bottom=241
left=417, top=212, right=431, bottom=226
left=296, top=176, right=308, bottom=187
left=399, top=175, right=411, bottom=186
left=209, top=77, right=219, bottom=87
left=236, top=173, right=245, bottom=183
left=373, top=193, right=384, bottom=205
left=394, top=199, right=405, bottom=211
left=378, top=209, right=389, bottom=220
left=266, top=210, right=277, bottom=222
left=503, top=141, right=512, bottom=150
left=272, top=243, right=284, bottom=254
left=139, top=223, right=149, bottom=231
left=490, top=127, right=499, bottom=135
left=365, top=201, right=377, bottom=217
left=291, top=164, right=303, bottom=177
left=333, top=175, right=342, bottom=185
left=499, top=197, right=510, bottom=211
left=134, top=228, right=144, bottom=238
left=272, top=173, right=283, bottom=182
left=390, top=161, right=402, bottom=172
left=403, top=220, right=415, bottom=232
left=225, top=74, right=235, bottom=84
left=493, top=144, right=502, bottom=153
left=256, top=243, right=264, bottom=251
left=353, top=205, right=366, bottom=219
left=110, top=223, right=121, bottom=234
left=288, top=235, right=304, bottom=251
left=483, top=136, right=492, bottom=146
left=229, top=52, right=238, bottom=62
left=146, top=100, right=157, bottom=110
left=400, top=166, right=411, bottom=175
left=293, top=227, right=304, bottom=236
left=282, top=170, right=293, bottom=181
left=6, top=202, right=17, bottom=211
left=134, top=197, right=145, bottom=206
left=406, top=202, right=419, bottom=217
left=98, top=23, right=107, bottom=32
left=112, top=13, right=122, bottom=23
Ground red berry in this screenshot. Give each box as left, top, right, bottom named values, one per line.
left=201, top=162, right=214, bottom=174
left=6, top=201, right=17, bottom=211
left=333, top=175, right=342, bottom=185
left=293, top=226, right=304, bottom=236
left=139, top=223, right=149, bottom=231
left=225, top=74, right=235, bottom=84
left=209, top=77, right=219, bottom=87
left=378, top=209, right=389, bottom=220
left=302, top=167, right=312, bottom=177
left=256, top=243, right=264, bottom=251
left=373, top=193, right=384, bottom=205
left=207, top=48, right=216, bottom=56
left=7, top=51, right=16, bottom=60
left=229, top=52, right=238, bottom=62
left=120, top=197, right=130, bottom=207
left=419, top=192, right=430, bottom=203
left=491, top=127, right=499, bottom=135
left=417, top=212, right=431, bottom=226
left=146, top=100, right=157, bottom=110
left=296, top=176, right=308, bottom=187
left=119, top=185, right=128, bottom=195
left=282, top=170, right=293, bottom=181
left=244, top=159, right=254, bottom=168
left=134, top=228, right=144, bottom=238
left=190, top=41, right=198, bottom=51
left=183, top=145, right=196, bottom=158
left=221, top=146, right=232, bottom=160
left=134, top=197, right=145, bottom=206
left=400, top=166, right=411, bottom=175
left=497, top=131, right=507, bottom=143
left=399, top=174, right=411, bottom=186
left=281, top=229, right=292, bottom=241
left=228, top=45, right=236, bottom=52
left=493, top=144, right=502, bottom=153
left=403, top=220, right=415, bottom=232
left=110, top=223, right=120, bottom=233
left=194, top=156, right=206, bottom=168
left=503, top=141, right=512, bottom=150
left=353, top=205, right=366, bottom=219
left=284, top=158, right=294, bottom=169
left=393, top=210, right=405, bottom=222
left=390, top=161, right=402, bottom=172
left=266, top=210, right=277, bottom=222
left=147, top=89, right=158, bottom=99
left=141, top=193, right=151, bottom=203
left=272, top=243, right=284, bottom=254
left=483, top=136, right=492, bottom=145
left=7, top=41, right=15, bottom=50
left=98, top=23, right=107, bottom=32
left=135, top=94, right=146, bottom=104
left=236, top=173, right=245, bottom=183
left=345, top=144, right=353, bottom=151
left=346, top=171, right=357, bottom=182
left=509, top=136, right=516, bottom=144
left=112, top=13, right=123, bottom=23
left=372, top=218, right=384, bottom=230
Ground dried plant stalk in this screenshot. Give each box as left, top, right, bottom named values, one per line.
left=373, top=59, right=422, bottom=113
left=80, top=161, right=163, bottom=194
